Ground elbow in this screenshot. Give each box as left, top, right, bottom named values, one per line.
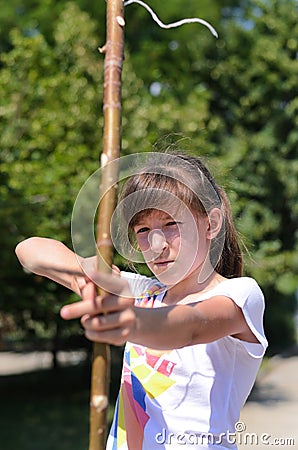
left=15, top=237, right=40, bottom=272
left=15, top=239, right=27, bottom=266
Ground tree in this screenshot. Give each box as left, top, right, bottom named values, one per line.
left=0, top=0, right=297, bottom=354
left=0, top=3, right=105, bottom=349
left=201, top=0, right=298, bottom=352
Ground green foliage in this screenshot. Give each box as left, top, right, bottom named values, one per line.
left=0, top=0, right=297, bottom=352
left=0, top=3, right=105, bottom=344
left=0, top=4, right=103, bottom=240
left=204, top=0, right=298, bottom=351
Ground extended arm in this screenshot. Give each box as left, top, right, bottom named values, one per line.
left=61, top=271, right=258, bottom=349
left=132, top=296, right=253, bottom=348
left=15, top=237, right=94, bottom=295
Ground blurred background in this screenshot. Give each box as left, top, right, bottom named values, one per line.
left=0, top=0, right=297, bottom=449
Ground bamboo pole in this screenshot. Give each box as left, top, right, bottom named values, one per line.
left=89, top=1, right=125, bottom=450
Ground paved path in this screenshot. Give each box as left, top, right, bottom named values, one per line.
left=238, top=356, right=298, bottom=449
left=0, top=350, right=86, bottom=375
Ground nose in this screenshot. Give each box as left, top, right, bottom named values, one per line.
left=148, top=229, right=167, bottom=254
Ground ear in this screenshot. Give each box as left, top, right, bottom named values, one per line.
left=206, top=208, right=223, bottom=240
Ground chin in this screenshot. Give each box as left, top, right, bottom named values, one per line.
left=154, top=270, right=186, bottom=287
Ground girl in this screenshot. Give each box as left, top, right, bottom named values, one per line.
left=16, top=151, right=267, bottom=449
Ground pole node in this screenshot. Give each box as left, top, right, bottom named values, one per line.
left=98, top=44, right=107, bottom=54
left=116, top=16, right=126, bottom=26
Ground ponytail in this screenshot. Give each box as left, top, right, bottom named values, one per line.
left=215, top=187, right=243, bottom=278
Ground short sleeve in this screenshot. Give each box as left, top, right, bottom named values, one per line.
left=120, top=271, right=164, bottom=297
left=212, top=277, right=268, bottom=358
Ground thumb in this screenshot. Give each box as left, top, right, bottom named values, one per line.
left=112, top=264, right=121, bottom=276
left=88, top=270, right=132, bottom=298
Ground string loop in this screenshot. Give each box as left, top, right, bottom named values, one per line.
left=124, top=0, right=218, bottom=38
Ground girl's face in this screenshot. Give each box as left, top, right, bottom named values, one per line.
left=133, top=208, right=211, bottom=286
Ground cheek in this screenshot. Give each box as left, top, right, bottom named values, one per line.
left=179, top=223, right=199, bottom=248
left=135, top=234, right=149, bottom=251
left=171, top=234, right=182, bottom=252
left=177, top=226, right=205, bottom=262
left=136, top=235, right=157, bottom=264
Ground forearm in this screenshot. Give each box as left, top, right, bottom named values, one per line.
left=130, top=304, right=197, bottom=350
left=60, top=271, right=249, bottom=348
left=15, top=237, right=85, bottom=293
left=131, top=296, right=247, bottom=349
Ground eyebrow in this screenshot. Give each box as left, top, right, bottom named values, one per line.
left=134, top=212, right=178, bottom=226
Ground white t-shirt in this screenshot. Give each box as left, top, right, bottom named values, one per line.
left=107, top=274, right=268, bottom=450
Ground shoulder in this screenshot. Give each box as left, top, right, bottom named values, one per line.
left=220, top=276, right=261, bottom=290
left=214, top=277, right=264, bottom=303
left=213, top=277, right=266, bottom=330
left=216, top=277, right=268, bottom=355
left=203, top=277, right=265, bottom=319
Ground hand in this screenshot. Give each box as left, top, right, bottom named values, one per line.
left=61, top=271, right=135, bottom=346
left=70, top=259, right=121, bottom=298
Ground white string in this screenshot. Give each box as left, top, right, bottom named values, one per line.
left=124, top=0, right=218, bottom=38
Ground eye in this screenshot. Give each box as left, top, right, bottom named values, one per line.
left=135, top=226, right=150, bottom=234
left=165, top=221, right=181, bottom=227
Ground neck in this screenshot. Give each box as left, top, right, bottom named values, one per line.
left=162, top=269, right=226, bottom=305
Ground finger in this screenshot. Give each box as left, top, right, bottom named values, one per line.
left=82, top=309, right=135, bottom=332
left=70, top=276, right=85, bottom=296
left=84, top=327, right=132, bottom=346
left=60, top=298, right=102, bottom=320
left=70, top=275, right=89, bottom=297
left=81, top=278, right=96, bottom=302
left=60, top=294, right=134, bottom=320
left=112, top=265, right=121, bottom=276
left=76, top=276, right=87, bottom=291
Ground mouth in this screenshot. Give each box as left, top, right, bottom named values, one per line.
left=153, top=260, right=175, bottom=267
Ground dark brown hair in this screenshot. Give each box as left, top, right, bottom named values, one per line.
left=119, top=151, right=243, bottom=278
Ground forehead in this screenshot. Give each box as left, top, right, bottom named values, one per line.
left=133, top=207, right=196, bottom=225
left=135, top=209, right=173, bottom=223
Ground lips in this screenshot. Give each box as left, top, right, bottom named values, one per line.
left=154, top=260, right=174, bottom=266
